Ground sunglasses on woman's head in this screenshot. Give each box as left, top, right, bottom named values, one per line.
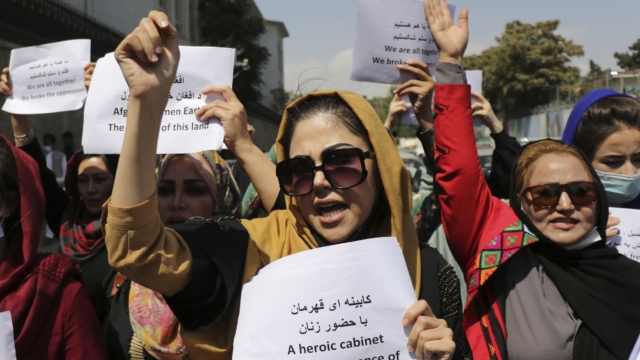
left=276, top=147, right=375, bottom=196
left=523, top=181, right=598, bottom=208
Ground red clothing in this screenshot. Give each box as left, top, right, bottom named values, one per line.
left=433, top=85, right=537, bottom=359
left=0, top=135, right=107, bottom=359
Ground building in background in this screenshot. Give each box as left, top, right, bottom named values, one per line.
left=0, top=0, right=287, bottom=152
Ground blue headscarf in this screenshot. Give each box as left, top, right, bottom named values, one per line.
left=561, top=89, right=636, bottom=144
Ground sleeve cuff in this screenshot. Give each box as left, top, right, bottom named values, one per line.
left=490, top=129, right=513, bottom=148
left=435, top=62, right=467, bottom=84
left=102, top=193, right=159, bottom=231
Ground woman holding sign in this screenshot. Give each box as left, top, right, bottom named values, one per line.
left=102, top=10, right=461, bottom=360
left=424, top=0, right=640, bottom=359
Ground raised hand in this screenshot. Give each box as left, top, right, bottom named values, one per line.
left=114, top=11, right=180, bottom=101
left=423, top=0, right=469, bottom=64
left=0, top=67, right=11, bottom=100
left=83, top=62, right=96, bottom=90
left=471, top=91, right=503, bottom=134
left=384, top=95, right=408, bottom=132
left=195, top=86, right=251, bottom=152
left=395, top=61, right=436, bottom=130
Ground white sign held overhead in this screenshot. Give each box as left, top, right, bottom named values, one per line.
left=233, top=237, right=417, bottom=360
left=350, top=0, right=455, bottom=85
left=466, top=70, right=483, bottom=126
left=2, top=39, right=90, bottom=115
left=607, top=208, right=640, bottom=263
left=82, top=46, right=235, bottom=154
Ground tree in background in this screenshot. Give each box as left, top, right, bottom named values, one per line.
left=199, top=0, right=270, bottom=103
left=465, top=20, right=583, bottom=119
left=614, top=39, right=640, bottom=71
left=588, top=59, right=606, bottom=77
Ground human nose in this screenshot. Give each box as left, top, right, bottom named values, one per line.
left=87, top=179, right=97, bottom=194
left=312, top=167, right=331, bottom=191
left=555, top=191, right=574, bottom=211
left=171, top=188, right=185, bottom=210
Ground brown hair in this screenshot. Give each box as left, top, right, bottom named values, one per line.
left=574, top=97, right=640, bottom=160
left=514, top=140, right=594, bottom=204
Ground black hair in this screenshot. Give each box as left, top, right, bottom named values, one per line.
left=574, top=97, right=640, bottom=160
left=62, top=131, right=73, bottom=140
left=281, top=94, right=369, bottom=156
left=43, top=133, right=56, bottom=144
left=79, top=154, right=119, bottom=177
left=0, top=141, right=22, bottom=244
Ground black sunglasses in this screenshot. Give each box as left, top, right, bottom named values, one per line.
left=523, top=181, right=598, bottom=208
left=276, top=147, right=375, bottom=196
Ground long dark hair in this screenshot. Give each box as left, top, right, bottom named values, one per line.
left=280, top=94, right=370, bottom=156
left=574, top=97, right=640, bottom=160
left=0, top=141, right=22, bottom=244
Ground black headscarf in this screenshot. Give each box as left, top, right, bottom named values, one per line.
left=509, top=139, right=640, bottom=360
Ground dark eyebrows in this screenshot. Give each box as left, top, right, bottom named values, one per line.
left=183, top=179, right=207, bottom=186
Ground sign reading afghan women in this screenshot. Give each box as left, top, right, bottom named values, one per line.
left=82, top=46, right=235, bottom=154
left=233, top=237, right=417, bottom=360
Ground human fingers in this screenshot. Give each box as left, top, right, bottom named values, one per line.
left=415, top=322, right=454, bottom=360
left=408, top=315, right=443, bottom=356
left=146, top=11, right=179, bottom=54
left=133, top=18, right=163, bottom=62
left=195, top=100, right=233, bottom=120
left=396, top=62, right=433, bottom=82
left=403, top=300, right=435, bottom=326
left=201, top=86, right=240, bottom=104
left=470, top=91, right=486, bottom=104
left=395, top=80, right=434, bottom=98
left=459, top=7, right=469, bottom=33
left=0, top=82, right=11, bottom=99
left=83, top=62, right=96, bottom=72
left=606, top=228, right=620, bottom=238
left=607, top=215, right=620, bottom=228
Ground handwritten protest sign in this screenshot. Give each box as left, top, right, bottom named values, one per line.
left=351, top=0, right=455, bottom=85
left=233, top=237, right=417, bottom=360
left=82, top=46, right=235, bottom=154
left=2, top=40, right=90, bottom=115
left=606, top=208, right=640, bottom=263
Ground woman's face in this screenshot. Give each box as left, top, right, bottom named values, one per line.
left=157, top=156, right=215, bottom=226
left=522, top=153, right=597, bottom=246
left=591, top=127, right=640, bottom=176
left=77, top=157, right=114, bottom=216
left=288, top=115, right=378, bottom=244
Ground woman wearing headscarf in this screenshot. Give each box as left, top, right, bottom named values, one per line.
left=126, top=150, right=241, bottom=359
left=102, top=11, right=462, bottom=360
left=425, top=0, right=640, bottom=358
left=562, top=89, right=640, bottom=211
left=0, top=135, right=107, bottom=359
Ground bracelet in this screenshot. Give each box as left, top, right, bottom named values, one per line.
left=14, top=128, right=33, bottom=141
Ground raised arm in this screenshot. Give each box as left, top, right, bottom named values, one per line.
left=196, top=87, right=281, bottom=213
left=1, top=67, right=69, bottom=232
left=425, top=0, right=517, bottom=274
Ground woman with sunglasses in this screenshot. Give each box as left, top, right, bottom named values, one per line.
left=425, top=0, right=640, bottom=359
left=102, top=11, right=463, bottom=360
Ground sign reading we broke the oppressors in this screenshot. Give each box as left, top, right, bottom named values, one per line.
left=2, top=39, right=91, bottom=115
left=350, top=0, right=455, bottom=85
left=233, top=237, right=417, bottom=360
left=82, top=46, right=235, bottom=154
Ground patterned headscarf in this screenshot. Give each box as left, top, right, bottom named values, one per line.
left=129, top=150, right=241, bottom=358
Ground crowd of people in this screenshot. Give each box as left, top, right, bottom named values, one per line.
left=1, top=0, right=640, bottom=359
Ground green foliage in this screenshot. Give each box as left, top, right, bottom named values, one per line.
left=614, top=39, right=640, bottom=71
left=588, top=60, right=605, bottom=77
left=198, top=0, right=270, bottom=103
left=464, top=20, right=584, bottom=119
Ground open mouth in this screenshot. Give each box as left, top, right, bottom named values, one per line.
left=550, top=217, right=579, bottom=229
left=316, top=203, right=348, bottom=220
left=166, top=215, right=188, bottom=226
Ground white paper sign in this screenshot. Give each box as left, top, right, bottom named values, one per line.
left=400, top=94, right=418, bottom=125
left=351, top=0, right=455, bottom=85
left=466, top=70, right=483, bottom=127
left=82, top=46, right=235, bottom=154
left=606, top=208, right=640, bottom=263
left=0, top=312, right=16, bottom=360
left=2, top=40, right=90, bottom=115
left=233, top=237, right=417, bottom=360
